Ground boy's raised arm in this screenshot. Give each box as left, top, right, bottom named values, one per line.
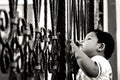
left=70, top=41, right=99, bottom=77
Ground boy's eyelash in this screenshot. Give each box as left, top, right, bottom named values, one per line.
left=87, top=38, right=91, bottom=40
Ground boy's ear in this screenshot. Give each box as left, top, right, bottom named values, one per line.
left=97, top=43, right=105, bottom=52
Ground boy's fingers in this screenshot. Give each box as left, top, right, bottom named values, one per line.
left=76, top=40, right=83, bottom=47
left=75, top=41, right=81, bottom=47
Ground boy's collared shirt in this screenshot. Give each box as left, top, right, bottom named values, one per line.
left=76, top=55, right=112, bottom=80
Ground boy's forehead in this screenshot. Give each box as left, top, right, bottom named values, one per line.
left=86, top=32, right=97, bottom=37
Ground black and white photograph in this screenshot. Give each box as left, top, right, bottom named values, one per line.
left=0, top=0, right=119, bottom=80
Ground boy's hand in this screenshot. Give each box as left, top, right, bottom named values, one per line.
left=70, top=40, right=79, bottom=53
left=75, top=40, right=82, bottom=47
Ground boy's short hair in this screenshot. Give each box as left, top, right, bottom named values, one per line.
left=92, top=29, right=115, bottom=59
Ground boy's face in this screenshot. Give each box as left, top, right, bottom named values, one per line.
left=80, top=32, right=99, bottom=57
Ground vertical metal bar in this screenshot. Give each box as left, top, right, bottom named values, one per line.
left=70, top=0, right=72, bottom=40
left=49, top=0, right=53, bottom=33
left=81, top=0, right=84, bottom=40
left=85, top=0, right=87, bottom=34
left=52, top=0, right=59, bottom=36
left=83, top=0, right=86, bottom=34
left=9, top=0, right=18, bottom=18
left=44, top=0, right=47, bottom=29
left=44, top=0, right=48, bottom=80
left=66, top=0, right=72, bottom=40
left=33, top=0, right=38, bottom=29
left=79, top=0, right=82, bottom=41
left=83, top=0, right=86, bottom=37
left=66, top=0, right=73, bottom=80
left=72, top=0, right=75, bottom=42
left=33, top=0, right=41, bottom=29
left=24, top=0, right=27, bottom=22
left=38, top=0, right=41, bottom=19
left=77, top=0, right=80, bottom=40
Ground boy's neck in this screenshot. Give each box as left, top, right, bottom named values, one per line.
left=97, top=52, right=105, bottom=58
left=90, top=52, right=105, bottom=58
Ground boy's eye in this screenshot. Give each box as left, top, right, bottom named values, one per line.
left=87, top=37, right=91, bottom=40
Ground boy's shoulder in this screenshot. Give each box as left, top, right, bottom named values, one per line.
left=91, top=55, right=107, bottom=61
left=91, top=55, right=109, bottom=64
left=91, top=55, right=112, bottom=71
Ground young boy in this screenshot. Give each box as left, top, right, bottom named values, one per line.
left=70, top=29, right=114, bottom=80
